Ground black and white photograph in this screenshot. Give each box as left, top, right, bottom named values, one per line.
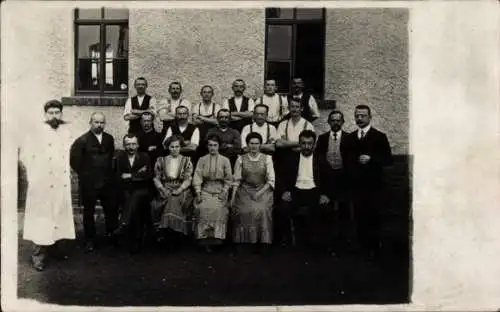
left=2, top=1, right=500, bottom=311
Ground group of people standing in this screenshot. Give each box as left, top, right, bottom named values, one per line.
left=20, top=76, right=392, bottom=272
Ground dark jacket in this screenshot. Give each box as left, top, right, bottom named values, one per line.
left=315, top=130, right=349, bottom=163
left=114, top=151, right=153, bottom=191
left=341, top=127, right=393, bottom=190
left=136, top=128, right=164, bottom=166
left=70, top=131, right=115, bottom=189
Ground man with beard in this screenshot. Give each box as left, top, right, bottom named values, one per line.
left=20, top=100, right=75, bottom=271
left=254, top=79, right=289, bottom=128
left=286, top=77, right=320, bottom=123
left=274, top=99, right=315, bottom=246
left=137, top=111, right=164, bottom=168
left=342, top=105, right=393, bottom=260
left=70, top=112, right=118, bottom=252
left=204, top=109, right=241, bottom=168
left=157, top=81, right=192, bottom=131
left=114, top=134, right=154, bottom=253
left=162, top=105, right=200, bottom=162
left=222, top=79, right=255, bottom=132
left=123, top=77, right=157, bottom=135
left=315, top=110, right=351, bottom=256
left=279, top=130, right=330, bottom=249
left=240, top=104, right=278, bottom=155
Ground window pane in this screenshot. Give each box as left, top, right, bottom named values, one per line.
left=77, top=8, right=101, bottom=20
left=266, top=61, right=290, bottom=94
left=296, top=8, right=324, bottom=20
left=76, top=25, right=101, bottom=91
left=105, top=25, right=128, bottom=91
left=104, top=8, right=129, bottom=20
left=266, top=25, right=292, bottom=60
left=266, top=8, right=294, bottom=19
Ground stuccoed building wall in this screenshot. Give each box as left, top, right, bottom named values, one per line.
left=324, top=8, right=409, bottom=155
left=128, top=9, right=266, bottom=106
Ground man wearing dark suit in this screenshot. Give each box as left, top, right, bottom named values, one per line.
left=342, top=105, right=393, bottom=259
left=136, top=111, right=164, bottom=168
left=315, top=110, right=351, bottom=255
left=70, top=112, right=118, bottom=252
left=278, top=130, right=330, bottom=249
left=114, top=134, right=154, bottom=253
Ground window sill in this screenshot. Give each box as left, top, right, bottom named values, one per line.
left=62, top=96, right=127, bottom=107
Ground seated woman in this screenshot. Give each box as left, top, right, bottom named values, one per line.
left=192, top=133, right=233, bottom=253
left=151, top=135, right=194, bottom=250
left=230, top=132, right=275, bottom=253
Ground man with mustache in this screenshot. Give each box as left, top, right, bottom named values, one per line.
left=254, top=79, right=289, bottom=128
left=222, top=79, right=255, bottom=132
left=342, top=105, right=393, bottom=260
left=157, top=81, right=192, bottom=131
left=240, top=104, right=278, bottom=155
left=123, top=77, right=157, bottom=135
left=286, top=77, right=320, bottom=123
left=279, top=130, right=330, bottom=250
left=70, top=112, right=118, bottom=253
left=162, top=105, right=200, bottom=163
left=114, top=134, right=154, bottom=253
left=204, top=109, right=241, bottom=168
left=20, top=100, right=75, bottom=271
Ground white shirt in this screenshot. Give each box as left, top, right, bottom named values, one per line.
left=128, top=155, right=136, bottom=167
left=277, top=117, right=315, bottom=142
left=163, top=125, right=200, bottom=146
left=358, top=125, right=371, bottom=139
left=295, top=153, right=316, bottom=189
left=123, top=94, right=157, bottom=117
left=166, top=156, right=181, bottom=178
left=93, top=132, right=103, bottom=144
left=294, top=93, right=320, bottom=118
left=193, top=102, right=222, bottom=117
left=222, top=96, right=255, bottom=112
left=158, top=97, right=192, bottom=115
left=330, top=130, right=343, bottom=141
left=240, top=122, right=278, bottom=148
left=255, top=94, right=288, bottom=123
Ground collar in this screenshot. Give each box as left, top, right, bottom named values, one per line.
left=300, top=152, right=313, bottom=160
left=252, top=122, right=267, bottom=128
left=295, top=92, right=304, bottom=99
left=219, top=127, right=229, bottom=132
left=330, top=130, right=342, bottom=138
left=358, top=125, right=371, bottom=134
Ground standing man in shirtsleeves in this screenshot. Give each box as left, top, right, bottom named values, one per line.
left=254, top=79, right=289, bottom=128
left=123, top=77, right=157, bottom=135
left=222, top=79, right=255, bottom=133
left=19, top=100, right=76, bottom=271
left=157, top=81, right=192, bottom=133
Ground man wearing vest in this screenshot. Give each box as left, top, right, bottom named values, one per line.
left=342, top=105, right=393, bottom=261
left=255, top=79, right=289, bottom=128
left=222, top=79, right=255, bottom=133
left=279, top=130, right=330, bottom=250
left=274, top=98, right=315, bottom=247
left=240, top=104, right=278, bottom=155
left=162, top=105, right=200, bottom=164
left=315, top=110, right=351, bottom=256
left=286, top=77, right=320, bottom=123
left=123, top=77, right=157, bottom=135
left=204, top=109, right=242, bottom=168
left=158, top=81, right=192, bottom=133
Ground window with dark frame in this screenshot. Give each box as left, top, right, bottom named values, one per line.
left=265, top=8, right=326, bottom=102
left=74, top=8, right=129, bottom=96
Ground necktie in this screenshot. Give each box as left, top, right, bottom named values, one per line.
left=333, top=132, right=337, bottom=141
left=360, top=130, right=365, bottom=139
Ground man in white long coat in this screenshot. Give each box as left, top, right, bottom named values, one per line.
left=19, top=100, right=76, bottom=271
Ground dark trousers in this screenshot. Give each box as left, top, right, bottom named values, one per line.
left=277, top=187, right=320, bottom=247
left=352, top=188, right=382, bottom=254
left=81, top=183, right=118, bottom=242
left=119, top=187, right=151, bottom=244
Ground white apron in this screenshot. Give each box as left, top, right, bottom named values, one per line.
left=20, top=122, right=76, bottom=245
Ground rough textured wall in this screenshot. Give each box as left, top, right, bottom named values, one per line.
left=128, top=9, right=265, bottom=105
left=324, top=9, right=409, bottom=155
left=5, top=5, right=73, bottom=133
